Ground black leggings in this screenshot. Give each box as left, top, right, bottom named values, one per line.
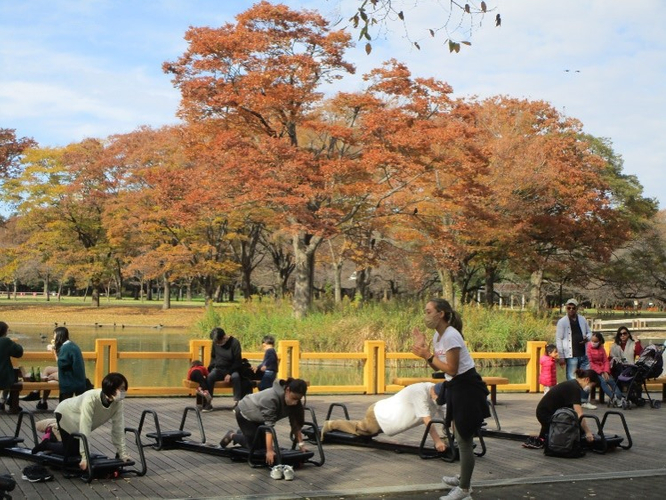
left=54, top=412, right=81, bottom=461
left=188, top=370, right=207, bottom=391
left=233, top=410, right=265, bottom=449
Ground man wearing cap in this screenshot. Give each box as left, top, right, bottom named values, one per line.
left=320, top=382, right=447, bottom=451
left=556, top=298, right=595, bottom=409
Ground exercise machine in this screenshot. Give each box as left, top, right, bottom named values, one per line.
left=137, top=406, right=325, bottom=468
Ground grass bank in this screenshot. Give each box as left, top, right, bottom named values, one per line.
left=0, top=297, right=553, bottom=354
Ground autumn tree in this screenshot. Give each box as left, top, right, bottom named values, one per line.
left=102, top=126, right=245, bottom=308
left=164, top=1, right=355, bottom=317
left=3, top=140, right=124, bottom=307
left=0, top=128, right=36, bottom=180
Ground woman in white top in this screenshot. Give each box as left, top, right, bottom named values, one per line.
left=412, top=299, right=489, bottom=500
left=55, top=372, right=131, bottom=471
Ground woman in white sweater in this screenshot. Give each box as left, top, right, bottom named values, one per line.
left=55, top=372, right=130, bottom=470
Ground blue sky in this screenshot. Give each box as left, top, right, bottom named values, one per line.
left=1, top=0, right=664, bottom=207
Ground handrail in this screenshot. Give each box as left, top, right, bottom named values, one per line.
left=12, top=338, right=556, bottom=396
left=21, top=338, right=663, bottom=396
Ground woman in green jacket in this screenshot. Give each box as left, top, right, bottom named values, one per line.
left=52, top=327, right=87, bottom=401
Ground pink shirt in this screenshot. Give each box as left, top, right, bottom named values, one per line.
left=539, top=355, right=557, bottom=387
left=587, top=343, right=611, bottom=374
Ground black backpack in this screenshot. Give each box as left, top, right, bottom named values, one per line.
left=544, top=407, right=586, bottom=458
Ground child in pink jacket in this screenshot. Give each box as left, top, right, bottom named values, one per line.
left=539, top=344, right=558, bottom=393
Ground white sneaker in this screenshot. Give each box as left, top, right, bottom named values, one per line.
left=581, top=402, right=597, bottom=410
left=282, top=464, right=294, bottom=481
left=270, top=465, right=283, bottom=480
left=442, top=474, right=460, bottom=487
left=440, top=486, right=473, bottom=500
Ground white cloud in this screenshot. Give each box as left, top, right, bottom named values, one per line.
left=1, top=0, right=664, bottom=206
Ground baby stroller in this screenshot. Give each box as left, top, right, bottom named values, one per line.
left=616, top=344, right=664, bottom=409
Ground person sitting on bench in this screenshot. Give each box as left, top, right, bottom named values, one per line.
left=204, top=327, right=248, bottom=412
left=320, top=382, right=447, bottom=452
left=54, top=372, right=132, bottom=470
left=218, top=378, right=308, bottom=466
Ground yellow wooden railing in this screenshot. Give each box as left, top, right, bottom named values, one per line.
left=14, top=338, right=558, bottom=396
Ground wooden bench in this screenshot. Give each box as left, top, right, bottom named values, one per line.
left=391, top=376, right=509, bottom=405
left=591, top=377, right=666, bottom=404
left=11, top=381, right=60, bottom=395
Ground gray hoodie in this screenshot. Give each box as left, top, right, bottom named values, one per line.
left=237, top=379, right=288, bottom=427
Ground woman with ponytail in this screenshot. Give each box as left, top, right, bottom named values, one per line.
left=218, top=378, right=308, bottom=466
left=412, top=299, right=489, bottom=500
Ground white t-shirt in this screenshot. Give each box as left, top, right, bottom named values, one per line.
left=374, top=382, right=442, bottom=436
left=432, top=326, right=475, bottom=381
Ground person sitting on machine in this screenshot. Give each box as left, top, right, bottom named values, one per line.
left=54, top=372, right=132, bottom=470
left=218, top=377, right=308, bottom=466
left=320, top=381, right=447, bottom=452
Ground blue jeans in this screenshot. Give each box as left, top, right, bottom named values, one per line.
left=598, top=375, right=623, bottom=400
left=258, top=370, right=276, bottom=391
left=565, top=355, right=590, bottom=403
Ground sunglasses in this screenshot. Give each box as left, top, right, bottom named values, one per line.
left=620, top=331, right=629, bottom=336
left=566, top=305, right=577, bottom=310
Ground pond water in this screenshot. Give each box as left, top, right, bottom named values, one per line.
left=8, top=324, right=192, bottom=388
left=7, top=324, right=665, bottom=389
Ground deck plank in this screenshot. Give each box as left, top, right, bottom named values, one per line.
left=1, top=392, right=663, bottom=498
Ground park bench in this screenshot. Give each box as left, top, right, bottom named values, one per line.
left=591, top=377, right=666, bottom=404
left=391, top=376, right=509, bottom=405
left=14, top=382, right=60, bottom=395
left=182, top=379, right=257, bottom=405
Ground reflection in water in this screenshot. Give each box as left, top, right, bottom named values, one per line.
left=8, top=324, right=192, bottom=388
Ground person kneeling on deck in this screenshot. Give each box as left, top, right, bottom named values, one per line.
left=54, top=372, right=131, bottom=470
left=320, top=382, right=447, bottom=452
left=218, top=378, right=308, bottom=466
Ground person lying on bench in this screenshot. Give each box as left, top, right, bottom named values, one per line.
left=54, top=372, right=132, bottom=470
left=218, top=378, right=308, bottom=466
left=320, top=382, right=447, bottom=452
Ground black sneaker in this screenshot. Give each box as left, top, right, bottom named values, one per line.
left=21, top=391, right=41, bottom=402
left=36, top=401, right=48, bottom=411
left=21, top=464, right=54, bottom=483
left=522, top=436, right=544, bottom=449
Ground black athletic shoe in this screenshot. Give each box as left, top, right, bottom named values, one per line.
left=36, top=401, right=48, bottom=411
left=21, top=391, right=41, bottom=402
left=21, top=464, right=54, bottom=483
left=522, top=436, right=544, bottom=449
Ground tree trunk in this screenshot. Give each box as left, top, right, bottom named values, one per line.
left=91, top=285, right=100, bottom=308
left=484, top=265, right=496, bottom=308
left=356, top=267, right=372, bottom=302
left=529, top=269, right=544, bottom=312
left=438, top=268, right=455, bottom=306
left=44, top=272, right=50, bottom=302
left=328, top=240, right=343, bottom=304
left=12, top=279, right=17, bottom=300
left=292, top=232, right=322, bottom=319
left=114, top=272, right=123, bottom=299
left=162, top=273, right=171, bottom=310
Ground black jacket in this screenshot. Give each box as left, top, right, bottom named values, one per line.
left=444, top=367, right=490, bottom=439
left=208, top=336, right=243, bottom=375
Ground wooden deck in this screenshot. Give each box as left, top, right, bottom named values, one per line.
left=0, top=391, right=664, bottom=499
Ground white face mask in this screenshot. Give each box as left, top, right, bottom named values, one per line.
left=591, top=342, right=600, bottom=348
left=424, top=317, right=439, bottom=329
left=114, top=390, right=127, bottom=402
